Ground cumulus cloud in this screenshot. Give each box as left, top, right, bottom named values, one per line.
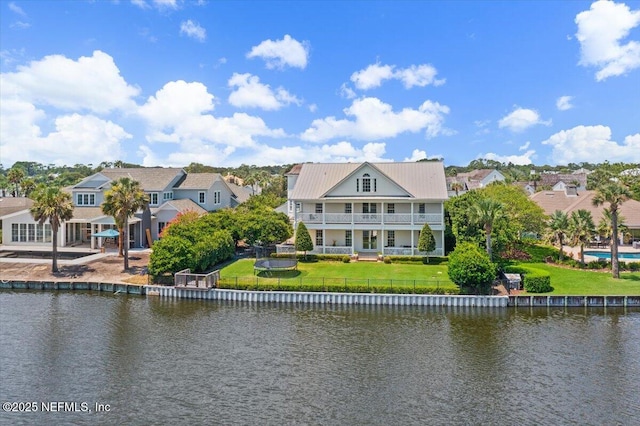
left=301, top=97, right=450, bottom=142
left=339, top=83, right=356, bottom=99
left=350, top=62, right=444, bottom=90
left=498, top=107, right=551, bottom=132
left=403, top=149, right=428, bottom=162
left=138, top=80, right=286, bottom=153
left=180, top=20, right=206, bottom=42
left=247, top=34, right=309, bottom=70
left=228, top=73, right=301, bottom=110
left=556, top=95, right=574, bottom=111
left=519, top=141, right=530, bottom=151
left=479, top=150, right=536, bottom=166
left=0, top=50, right=139, bottom=114
left=542, top=125, right=640, bottom=164
left=8, top=2, right=26, bottom=16
left=575, top=0, right=640, bottom=80
left=132, top=0, right=180, bottom=9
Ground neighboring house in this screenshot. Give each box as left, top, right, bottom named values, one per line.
left=287, top=161, right=449, bottom=256
left=539, top=173, right=588, bottom=192
left=0, top=197, right=35, bottom=244
left=446, top=169, right=505, bottom=196
left=530, top=187, right=640, bottom=243
left=1, top=168, right=251, bottom=249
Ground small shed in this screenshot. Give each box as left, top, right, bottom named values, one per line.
left=504, top=273, right=522, bottom=291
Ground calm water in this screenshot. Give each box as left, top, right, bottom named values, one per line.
left=1, top=291, right=639, bottom=426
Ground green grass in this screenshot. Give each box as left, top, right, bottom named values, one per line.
left=219, top=258, right=455, bottom=292
left=514, top=262, right=640, bottom=295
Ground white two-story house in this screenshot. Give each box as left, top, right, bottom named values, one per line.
left=1, top=168, right=251, bottom=249
left=287, top=161, right=449, bottom=256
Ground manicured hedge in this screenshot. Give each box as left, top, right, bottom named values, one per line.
left=504, top=265, right=552, bottom=293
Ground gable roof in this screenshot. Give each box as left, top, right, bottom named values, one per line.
left=175, top=173, right=222, bottom=190
left=290, top=162, right=448, bottom=200
left=227, top=182, right=251, bottom=204
left=530, top=190, right=640, bottom=228
left=153, top=199, right=207, bottom=215
left=539, top=173, right=587, bottom=188
left=0, top=197, right=34, bottom=218
left=91, top=168, right=185, bottom=191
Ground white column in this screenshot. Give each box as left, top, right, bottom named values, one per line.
left=59, top=222, right=66, bottom=247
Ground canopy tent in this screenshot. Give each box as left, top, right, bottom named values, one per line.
left=91, top=229, right=120, bottom=238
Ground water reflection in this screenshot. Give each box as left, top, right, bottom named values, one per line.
left=0, top=292, right=638, bottom=426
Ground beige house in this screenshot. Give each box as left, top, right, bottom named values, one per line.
left=287, top=161, right=448, bottom=256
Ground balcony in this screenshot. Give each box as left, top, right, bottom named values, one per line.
left=309, top=246, right=444, bottom=256
left=297, top=212, right=442, bottom=225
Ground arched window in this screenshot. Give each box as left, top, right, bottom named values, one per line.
left=362, top=173, right=371, bottom=192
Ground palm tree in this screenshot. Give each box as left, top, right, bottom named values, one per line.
left=450, top=181, right=463, bottom=196
left=592, top=182, right=632, bottom=278
left=101, top=177, right=149, bottom=270
left=469, top=197, right=504, bottom=259
left=30, top=186, right=74, bottom=273
left=597, top=208, right=627, bottom=242
left=569, top=209, right=595, bottom=266
left=7, top=167, right=25, bottom=197
left=548, top=210, right=570, bottom=261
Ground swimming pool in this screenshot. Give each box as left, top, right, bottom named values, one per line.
left=584, top=251, right=640, bottom=260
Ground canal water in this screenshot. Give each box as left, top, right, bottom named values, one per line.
left=1, top=291, right=639, bottom=425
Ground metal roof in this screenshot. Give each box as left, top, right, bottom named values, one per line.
left=94, top=168, right=185, bottom=191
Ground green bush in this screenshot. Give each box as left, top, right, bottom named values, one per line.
left=383, top=257, right=392, bottom=264
left=447, top=242, right=496, bottom=293
left=342, top=255, right=350, bottom=263
left=522, top=267, right=552, bottom=293
left=149, top=236, right=195, bottom=275
left=386, top=255, right=448, bottom=265
left=587, top=259, right=609, bottom=269
left=627, top=262, right=640, bottom=271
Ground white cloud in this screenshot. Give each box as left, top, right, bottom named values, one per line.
left=479, top=150, right=536, bottom=165
left=138, top=80, right=286, bottom=154
left=9, top=21, right=30, bottom=30
left=227, top=73, right=301, bottom=110
left=542, top=125, right=640, bottom=164
left=301, top=97, right=450, bottom=142
left=308, top=103, right=317, bottom=113
left=8, top=2, right=26, bottom=16
left=519, top=141, right=530, bottom=151
left=498, top=107, right=551, bottom=132
left=0, top=107, right=130, bottom=167
left=339, top=83, right=356, bottom=99
left=556, top=95, right=574, bottom=111
left=1, top=50, right=139, bottom=114
left=180, top=20, right=206, bottom=42
left=350, top=62, right=444, bottom=90
left=403, top=149, right=428, bottom=162
left=350, top=63, right=395, bottom=90
left=575, top=0, right=640, bottom=80
left=247, top=34, right=309, bottom=70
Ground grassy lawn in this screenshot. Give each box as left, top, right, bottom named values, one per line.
left=516, top=263, right=640, bottom=295
left=219, top=258, right=455, bottom=292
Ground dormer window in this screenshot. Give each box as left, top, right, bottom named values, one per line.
left=76, top=193, right=95, bottom=206
left=149, top=193, right=159, bottom=205
left=362, top=174, right=371, bottom=192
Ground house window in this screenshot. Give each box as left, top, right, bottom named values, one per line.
left=198, top=191, right=206, bottom=204
left=356, top=178, right=359, bottom=192
left=44, top=224, right=52, bottom=242
left=163, top=192, right=173, bottom=200
left=362, top=203, right=377, bottom=214
left=76, top=193, right=96, bottom=206
left=344, top=203, right=352, bottom=214
left=19, top=224, right=27, bottom=242
left=27, top=224, right=35, bottom=242
left=158, top=222, right=167, bottom=236
left=11, top=224, right=18, bottom=242
left=362, top=174, right=371, bottom=192
left=295, top=202, right=301, bottom=212
left=214, top=191, right=221, bottom=204
left=315, top=203, right=323, bottom=213
left=149, top=193, right=159, bottom=205
left=418, top=203, right=426, bottom=214
left=374, top=178, right=377, bottom=192
left=36, top=224, right=44, bottom=242
left=315, top=230, right=323, bottom=246
left=387, top=203, right=395, bottom=214
left=345, top=230, right=352, bottom=246
left=387, top=230, right=395, bottom=247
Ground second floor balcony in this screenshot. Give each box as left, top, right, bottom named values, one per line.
left=298, top=212, right=442, bottom=225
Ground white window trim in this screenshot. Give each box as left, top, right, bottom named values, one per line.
left=198, top=191, right=206, bottom=204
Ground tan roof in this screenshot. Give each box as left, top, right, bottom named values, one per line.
left=530, top=190, right=640, bottom=228
left=175, top=173, right=222, bottom=190
left=96, top=168, right=185, bottom=191
left=290, top=162, right=448, bottom=200
left=540, top=173, right=587, bottom=188
left=227, top=182, right=251, bottom=204
left=0, top=197, right=34, bottom=217
left=68, top=207, right=108, bottom=221
left=285, top=164, right=303, bottom=175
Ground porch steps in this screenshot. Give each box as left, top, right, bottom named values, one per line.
left=357, top=253, right=380, bottom=262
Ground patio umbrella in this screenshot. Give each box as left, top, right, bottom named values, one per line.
left=91, top=229, right=120, bottom=238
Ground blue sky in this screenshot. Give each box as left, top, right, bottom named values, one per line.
left=1, top=0, right=639, bottom=169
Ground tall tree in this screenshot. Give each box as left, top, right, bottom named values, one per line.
left=7, top=167, right=25, bottom=197
left=418, top=223, right=436, bottom=263
left=30, top=186, right=74, bottom=273
left=548, top=210, right=570, bottom=261
left=569, top=209, right=595, bottom=266
left=294, top=222, right=313, bottom=260
left=450, top=181, right=463, bottom=196
left=469, top=197, right=504, bottom=259
left=101, top=177, right=149, bottom=270
left=592, top=182, right=632, bottom=278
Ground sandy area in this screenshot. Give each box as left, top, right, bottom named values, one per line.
left=0, top=252, right=150, bottom=284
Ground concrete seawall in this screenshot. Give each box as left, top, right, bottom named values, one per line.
left=509, top=295, right=640, bottom=307
left=0, top=280, right=144, bottom=294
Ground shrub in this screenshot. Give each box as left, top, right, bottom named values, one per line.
left=521, top=267, right=552, bottom=293
left=149, top=236, right=195, bottom=275
left=447, top=242, right=495, bottom=294
left=627, top=262, right=640, bottom=271
left=342, top=255, right=350, bottom=263
left=383, top=257, right=392, bottom=264
left=386, top=256, right=448, bottom=265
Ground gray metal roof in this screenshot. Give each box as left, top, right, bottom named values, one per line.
left=95, top=168, right=185, bottom=191
left=290, top=162, right=448, bottom=200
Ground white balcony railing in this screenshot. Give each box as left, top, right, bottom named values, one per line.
left=297, top=212, right=442, bottom=225
left=383, top=247, right=444, bottom=256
